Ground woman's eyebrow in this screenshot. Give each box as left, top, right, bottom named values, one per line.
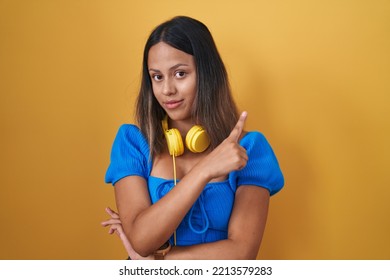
left=149, top=63, right=190, bottom=72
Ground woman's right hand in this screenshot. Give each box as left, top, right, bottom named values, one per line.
left=101, top=207, right=153, bottom=260
left=199, top=111, right=249, bottom=180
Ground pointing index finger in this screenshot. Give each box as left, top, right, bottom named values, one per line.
left=229, top=111, right=248, bottom=142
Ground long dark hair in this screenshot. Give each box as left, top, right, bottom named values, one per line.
left=136, top=16, right=239, bottom=156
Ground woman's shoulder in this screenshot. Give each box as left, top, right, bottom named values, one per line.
left=116, top=123, right=143, bottom=137
left=112, top=124, right=150, bottom=154
left=236, top=130, right=284, bottom=195
left=239, top=130, right=281, bottom=165
left=239, top=131, right=268, bottom=146
left=116, top=124, right=147, bottom=141
left=105, top=124, right=151, bottom=185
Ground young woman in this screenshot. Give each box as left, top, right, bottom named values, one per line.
left=102, top=16, right=284, bottom=260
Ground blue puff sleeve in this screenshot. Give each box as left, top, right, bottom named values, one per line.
left=232, top=132, right=284, bottom=195
left=105, top=124, right=151, bottom=186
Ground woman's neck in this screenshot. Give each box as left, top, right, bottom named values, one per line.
left=168, top=118, right=194, bottom=136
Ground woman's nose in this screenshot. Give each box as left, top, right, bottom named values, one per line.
left=162, top=78, right=176, bottom=95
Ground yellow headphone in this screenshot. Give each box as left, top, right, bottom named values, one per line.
left=162, top=115, right=210, bottom=156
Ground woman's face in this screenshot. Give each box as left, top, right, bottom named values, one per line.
left=148, top=42, right=197, bottom=123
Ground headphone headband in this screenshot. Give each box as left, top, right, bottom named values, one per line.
left=162, top=115, right=169, bottom=131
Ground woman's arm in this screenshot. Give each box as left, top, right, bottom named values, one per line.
left=114, top=166, right=210, bottom=257
left=104, top=184, right=269, bottom=259
left=165, top=185, right=270, bottom=260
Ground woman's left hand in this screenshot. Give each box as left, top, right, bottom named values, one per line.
left=101, top=207, right=153, bottom=260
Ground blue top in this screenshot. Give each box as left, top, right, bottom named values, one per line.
left=105, top=124, right=284, bottom=246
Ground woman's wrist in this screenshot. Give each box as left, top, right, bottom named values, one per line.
left=192, top=159, right=213, bottom=182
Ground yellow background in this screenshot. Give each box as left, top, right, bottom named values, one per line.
left=1, top=0, right=389, bottom=259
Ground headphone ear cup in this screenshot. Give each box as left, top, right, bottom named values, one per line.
left=185, top=125, right=210, bottom=153
left=164, top=128, right=184, bottom=156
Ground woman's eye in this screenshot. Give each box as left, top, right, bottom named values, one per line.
left=175, top=71, right=186, bottom=78
left=152, top=75, right=163, bottom=81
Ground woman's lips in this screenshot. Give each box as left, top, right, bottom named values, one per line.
left=164, top=100, right=183, bottom=109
